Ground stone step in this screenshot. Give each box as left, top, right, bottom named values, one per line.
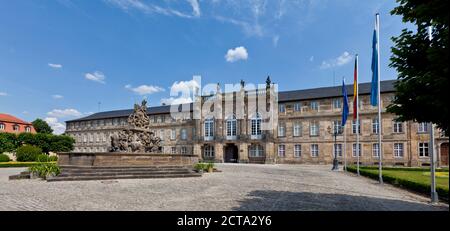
left=59, top=165, right=186, bottom=170
left=47, top=173, right=202, bottom=182
left=58, top=170, right=194, bottom=177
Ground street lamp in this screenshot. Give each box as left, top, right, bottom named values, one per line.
left=327, top=125, right=339, bottom=171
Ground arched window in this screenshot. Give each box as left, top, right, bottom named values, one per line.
left=204, top=117, right=214, bottom=141
left=13, top=124, right=20, bottom=131
left=251, top=113, right=262, bottom=139
left=25, top=126, right=31, bottom=132
left=226, top=114, right=237, bottom=139
left=0, top=123, right=5, bottom=130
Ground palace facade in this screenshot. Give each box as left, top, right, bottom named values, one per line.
left=65, top=79, right=449, bottom=167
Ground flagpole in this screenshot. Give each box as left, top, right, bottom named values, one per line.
left=376, top=13, right=383, bottom=184
left=356, top=54, right=360, bottom=176
left=344, top=119, right=347, bottom=171
left=428, top=23, right=438, bottom=204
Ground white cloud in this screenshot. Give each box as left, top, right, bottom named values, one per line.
left=48, top=63, right=62, bottom=69
left=272, top=35, right=280, bottom=47
left=225, top=46, right=248, bottom=62
left=44, top=117, right=66, bottom=135
left=47, top=109, right=82, bottom=118
left=320, top=51, right=352, bottom=69
left=52, top=94, right=64, bottom=99
left=125, top=84, right=165, bottom=95
left=85, top=71, right=106, bottom=84
left=187, top=0, right=201, bottom=17
left=160, top=79, right=200, bottom=105
left=106, top=0, right=200, bottom=18
left=0, top=92, right=7, bottom=96
left=160, top=96, right=193, bottom=105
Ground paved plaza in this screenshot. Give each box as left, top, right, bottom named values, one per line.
left=0, top=164, right=447, bottom=211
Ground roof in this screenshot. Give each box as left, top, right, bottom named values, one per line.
left=278, top=79, right=396, bottom=102
left=0, top=113, right=33, bottom=125
left=67, top=80, right=397, bottom=123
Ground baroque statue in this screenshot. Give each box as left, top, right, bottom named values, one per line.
left=109, top=100, right=162, bottom=153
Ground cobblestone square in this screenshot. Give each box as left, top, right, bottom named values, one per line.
left=0, top=164, right=447, bottom=211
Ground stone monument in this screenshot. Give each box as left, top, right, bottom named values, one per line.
left=109, top=99, right=162, bottom=153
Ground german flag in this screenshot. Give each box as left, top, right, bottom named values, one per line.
left=353, top=55, right=358, bottom=119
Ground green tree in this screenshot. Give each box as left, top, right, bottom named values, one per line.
left=387, top=0, right=449, bottom=135
left=32, top=118, right=53, bottom=134
left=0, top=133, right=18, bottom=153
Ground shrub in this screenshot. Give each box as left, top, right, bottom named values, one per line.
left=36, top=154, right=49, bottom=162
left=0, top=154, right=11, bottom=162
left=29, top=162, right=60, bottom=178
left=48, top=155, right=58, bottom=162
left=15, top=145, right=42, bottom=162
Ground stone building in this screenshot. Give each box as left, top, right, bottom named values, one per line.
left=65, top=79, right=449, bottom=167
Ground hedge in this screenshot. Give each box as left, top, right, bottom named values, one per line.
left=0, top=154, right=11, bottom=162
left=0, top=161, right=57, bottom=168
left=354, top=165, right=448, bottom=172
left=16, top=145, right=42, bottom=162
left=347, top=166, right=448, bottom=201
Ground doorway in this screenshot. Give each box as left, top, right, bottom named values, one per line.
left=224, top=144, right=239, bottom=163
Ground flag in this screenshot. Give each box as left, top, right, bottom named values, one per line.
left=342, top=79, right=349, bottom=127
left=353, top=56, right=358, bottom=119
left=370, top=19, right=379, bottom=106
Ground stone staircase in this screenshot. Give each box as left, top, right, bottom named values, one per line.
left=47, top=165, right=202, bottom=182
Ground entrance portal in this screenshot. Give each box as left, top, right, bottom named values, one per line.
left=441, top=143, right=449, bottom=166
left=224, top=144, right=239, bottom=163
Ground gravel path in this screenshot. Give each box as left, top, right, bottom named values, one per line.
left=0, top=164, right=447, bottom=211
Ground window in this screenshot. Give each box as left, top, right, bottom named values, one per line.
left=419, top=142, right=429, bottom=157
left=161, top=115, right=165, bottom=123
left=226, top=115, right=237, bottom=138
left=334, top=144, right=343, bottom=157
left=204, top=118, right=214, bottom=139
left=310, top=121, right=319, bottom=136
left=171, top=147, right=177, bottom=154
left=279, top=104, right=286, bottom=113
left=170, top=129, right=176, bottom=140
left=251, top=113, right=262, bottom=137
left=204, top=145, right=215, bottom=158
left=25, top=126, right=31, bottom=132
left=352, top=120, right=361, bottom=134
left=159, top=129, right=165, bottom=140
left=13, top=124, right=19, bottom=131
left=352, top=143, right=362, bottom=157
left=310, top=101, right=319, bottom=111
left=294, top=103, right=301, bottom=112
left=372, top=143, right=380, bottom=157
left=311, top=144, right=319, bottom=157
left=332, top=98, right=341, bottom=109
left=394, top=143, right=404, bottom=158
left=181, top=129, right=187, bottom=140
left=0, top=123, right=4, bottom=130
left=278, top=145, right=286, bottom=157
left=294, top=144, right=301, bottom=157
left=372, top=118, right=379, bottom=134
left=249, top=144, right=264, bottom=157
left=278, top=123, right=286, bottom=137
left=181, top=146, right=187, bottom=154
left=393, top=120, right=403, bottom=133
left=153, top=116, right=157, bottom=123
left=332, top=120, right=343, bottom=134
left=418, top=122, right=428, bottom=133
left=293, top=122, right=302, bottom=137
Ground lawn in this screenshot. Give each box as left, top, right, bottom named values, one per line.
left=347, top=166, right=449, bottom=202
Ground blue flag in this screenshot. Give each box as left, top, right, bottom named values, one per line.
left=341, top=79, right=349, bottom=127
left=370, top=26, right=379, bottom=106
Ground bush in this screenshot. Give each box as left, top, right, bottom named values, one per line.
left=36, top=154, right=49, bottom=162
left=29, top=162, right=60, bottom=178
left=0, top=154, right=11, bottom=162
left=48, top=155, right=58, bottom=162
left=15, top=145, right=42, bottom=162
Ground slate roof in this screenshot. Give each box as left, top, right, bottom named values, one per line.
left=67, top=80, right=396, bottom=123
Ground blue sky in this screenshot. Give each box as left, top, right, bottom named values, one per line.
left=0, top=0, right=407, bottom=134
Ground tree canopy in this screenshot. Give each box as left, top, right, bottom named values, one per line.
left=387, top=0, right=449, bottom=135
left=32, top=118, right=53, bottom=134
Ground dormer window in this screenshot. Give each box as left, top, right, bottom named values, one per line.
left=0, top=123, right=4, bottom=130
left=25, top=126, right=31, bottom=132
left=13, top=124, right=19, bottom=131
